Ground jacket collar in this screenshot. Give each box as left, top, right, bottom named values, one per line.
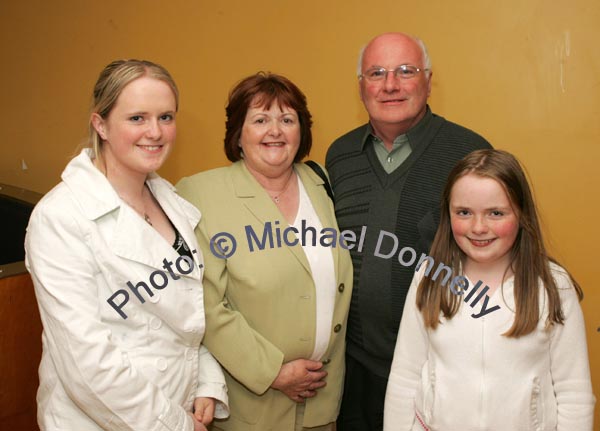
left=61, top=149, right=121, bottom=221
left=62, top=149, right=200, bottom=228
left=229, top=160, right=339, bottom=277
left=62, top=149, right=201, bottom=277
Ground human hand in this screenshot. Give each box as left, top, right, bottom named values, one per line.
left=187, top=411, right=208, bottom=431
left=193, top=397, right=216, bottom=425
left=270, top=359, right=327, bottom=402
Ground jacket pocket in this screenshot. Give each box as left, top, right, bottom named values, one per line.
left=421, top=365, right=436, bottom=424
left=529, top=377, right=544, bottom=431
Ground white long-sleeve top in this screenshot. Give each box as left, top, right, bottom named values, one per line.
left=26, top=150, right=228, bottom=430
left=384, top=262, right=595, bottom=431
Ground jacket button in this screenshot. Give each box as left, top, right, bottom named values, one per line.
left=121, top=352, right=130, bottom=366
left=155, top=357, right=168, bottom=371
left=333, top=324, right=342, bottom=333
left=338, top=283, right=345, bottom=292
left=185, top=348, right=196, bottom=361
left=148, top=293, right=161, bottom=303
left=149, top=317, right=162, bottom=330
left=322, top=358, right=331, bottom=365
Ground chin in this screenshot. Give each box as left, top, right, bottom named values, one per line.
left=140, top=160, right=166, bottom=174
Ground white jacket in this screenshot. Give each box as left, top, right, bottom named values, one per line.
left=25, top=150, right=228, bottom=431
left=384, top=263, right=595, bottom=431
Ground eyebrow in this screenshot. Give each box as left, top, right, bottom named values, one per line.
left=248, top=111, right=298, bottom=117
left=450, top=204, right=513, bottom=211
left=126, top=110, right=175, bottom=115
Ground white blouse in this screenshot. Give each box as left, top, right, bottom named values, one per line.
left=292, top=175, right=336, bottom=361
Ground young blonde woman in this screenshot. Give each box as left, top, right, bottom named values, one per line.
left=26, top=60, right=228, bottom=431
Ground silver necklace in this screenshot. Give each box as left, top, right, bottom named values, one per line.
left=119, top=188, right=153, bottom=226
left=269, top=171, right=295, bottom=204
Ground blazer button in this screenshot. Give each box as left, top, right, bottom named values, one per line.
left=322, top=358, right=331, bottom=365
left=338, top=283, right=345, bottom=292
left=333, top=324, right=342, bottom=333
left=148, top=293, right=161, bottom=304
left=155, top=357, right=168, bottom=371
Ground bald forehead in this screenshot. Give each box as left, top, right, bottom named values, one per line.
left=362, top=33, right=424, bottom=69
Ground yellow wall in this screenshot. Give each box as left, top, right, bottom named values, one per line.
left=1, top=0, right=598, bottom=426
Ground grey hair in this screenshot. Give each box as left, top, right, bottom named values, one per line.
left=356, top=35, right=432, bottom=78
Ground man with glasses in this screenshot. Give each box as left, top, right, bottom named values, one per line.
left=325, top=32, right=491, bottom=431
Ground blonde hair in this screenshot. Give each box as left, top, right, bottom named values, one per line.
left=89, top=59, right=179, bottom=161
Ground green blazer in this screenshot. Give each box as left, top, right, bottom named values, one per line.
left=177, top=161, right=352, bottom=431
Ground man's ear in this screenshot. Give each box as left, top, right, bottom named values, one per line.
left=358, top=79, right=366, bottom=103
left=427, top=71, right=433, bottom=97
left=91, top=113, right=107, bottom=140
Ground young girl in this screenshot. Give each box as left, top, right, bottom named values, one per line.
left=383, top=149, right=595, bottom=430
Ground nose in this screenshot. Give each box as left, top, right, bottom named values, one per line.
left=383, top=70, right=401, bottom=92
left=472, top=215, right=489, bottom=234
left=268, top=120, right=282, bottom=137
left=145, top=119, right=162, bottom=140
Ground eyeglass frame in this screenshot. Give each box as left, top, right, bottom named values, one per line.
left=359, top=64, right=430, bottom=82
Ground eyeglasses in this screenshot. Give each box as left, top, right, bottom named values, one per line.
left=359, top=65, right=429, bottom=81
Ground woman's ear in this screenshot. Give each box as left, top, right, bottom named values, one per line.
left=91, top=113, right=107, bottom=140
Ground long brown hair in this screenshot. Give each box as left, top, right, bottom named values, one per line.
left=416, top=149, right=582, bottom=337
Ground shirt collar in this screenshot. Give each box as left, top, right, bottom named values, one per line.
left=359, top=105, right=434, bottom=151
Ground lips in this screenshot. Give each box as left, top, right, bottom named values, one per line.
left=136, top=144, right=163, bottom=152
left=468, top=238, right=496, bottom=247
left=380, top=98, right=407, bottom=103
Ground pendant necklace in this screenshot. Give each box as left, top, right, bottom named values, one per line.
left=119, top=188, right=153, bottom=226
left=106, top=166, right=153, bottom=226
left=270, top=171, right=295, bottom=204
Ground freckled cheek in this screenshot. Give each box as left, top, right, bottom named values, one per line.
left=450, top=218, right=470, bottom=238
left=493, top=219, right=520, bottom=239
